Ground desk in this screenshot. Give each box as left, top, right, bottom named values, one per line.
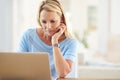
left=57, top=78, right=120, bottom=80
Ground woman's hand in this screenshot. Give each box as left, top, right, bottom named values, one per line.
left=51, top=23, right=66, bottom=44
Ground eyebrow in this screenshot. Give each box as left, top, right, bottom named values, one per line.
left=41, top=19, right=58, bottom=21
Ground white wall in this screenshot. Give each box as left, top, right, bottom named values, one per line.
left=98, top=0, right=120, bottom=53
left=97, top=0, right=109, bottom=53
left=69, top=0, right=87, bottom=38
left=0, top=0, right=13, bottom=51
left=111, top=0, right=120, bottom=34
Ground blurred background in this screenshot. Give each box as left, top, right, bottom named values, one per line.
left=0, top=0, right=120, bottom=79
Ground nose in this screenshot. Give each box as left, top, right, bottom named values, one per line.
left=46, top=22, right=52, bottom=29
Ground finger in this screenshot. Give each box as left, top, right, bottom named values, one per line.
left=59, top=27, right=65, bottom=34
left=60, top=23, right=66, bottom=30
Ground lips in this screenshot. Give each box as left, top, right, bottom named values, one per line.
left=47, top=30, right=56, bottom=35
left=48, top=30, right=55, bottom=32
left=48, top=28, right=58, bottom=33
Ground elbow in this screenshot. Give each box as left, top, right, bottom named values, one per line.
left=59, top=73, right=67, bottom=78
left=59, top=68, right=71, bottom=78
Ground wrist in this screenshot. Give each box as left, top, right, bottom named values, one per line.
left=52, top=43, right=59, bottom=47
left=52, top=38, right=58, bottom=44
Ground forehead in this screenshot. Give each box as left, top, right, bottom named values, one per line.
left=40, top=10, right=61, bottom=20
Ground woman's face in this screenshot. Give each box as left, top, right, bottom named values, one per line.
left=40, top=10, right=62, bottom=37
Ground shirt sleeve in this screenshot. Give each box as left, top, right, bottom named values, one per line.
left=16, top=30, right=29, bottom=52
left=63, top=39, right=79, bottom=62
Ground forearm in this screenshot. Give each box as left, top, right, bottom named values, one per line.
left=53, top=46, right=71, bottom=78
left=51, top=26, right=72, bottom=77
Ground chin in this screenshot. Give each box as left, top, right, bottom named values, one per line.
left=48, top=34, right=54, bottom=37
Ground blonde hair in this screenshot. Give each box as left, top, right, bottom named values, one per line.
left=37, top=0, right=73, bottom=38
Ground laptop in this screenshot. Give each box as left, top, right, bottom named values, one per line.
left=0, top=52, right=52, bottom=80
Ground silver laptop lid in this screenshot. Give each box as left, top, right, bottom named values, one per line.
left=0, top=52, right=52, bottom=80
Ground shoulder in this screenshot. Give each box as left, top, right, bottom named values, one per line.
left=61, top=38, right=79, bottom=49
left=21, top=27, right=36, bottom=37
left=19, top=27, right=37, bottom=41
left=23, top=27, right=36, bottom=34
left=65, top=38, right=79, bottom=45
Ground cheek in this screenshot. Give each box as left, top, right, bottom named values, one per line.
left=54, top=24, right=59, bottom=28
left=41, top=25, right=47, bottom=30
left=40, top=23, right=46, bottom=28
left=54, top=22, right=61, bottom=28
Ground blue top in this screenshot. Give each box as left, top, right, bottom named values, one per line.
left=17, top=28, right=79, bottom=78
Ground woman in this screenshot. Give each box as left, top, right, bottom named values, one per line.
left=17, top=0, right=78, bottom=78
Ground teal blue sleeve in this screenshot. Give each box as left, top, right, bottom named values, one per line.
left=17, top=30, right=29, bottom=52
left=63, top=39, right=79, bottom=62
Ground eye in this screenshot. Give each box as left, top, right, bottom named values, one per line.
left=42, top=20, right=46, bottom=24
left=50, top=20, right=55, bottom=23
